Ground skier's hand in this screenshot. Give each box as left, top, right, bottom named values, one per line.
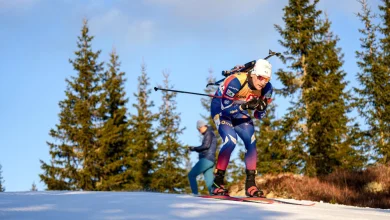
left=255, top=99, right=267, bottom=111
left=240, top=98, right=259, bottom=110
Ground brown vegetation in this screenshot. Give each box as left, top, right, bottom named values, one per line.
left=229, top=165, right=390, bottom=209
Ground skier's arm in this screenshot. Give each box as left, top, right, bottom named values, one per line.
left=220, top=78, right=245, bottom=116
left=254, top=82, right=273, bottom=119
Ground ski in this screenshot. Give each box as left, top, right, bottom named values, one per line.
left=198, top=195, right=315, bottom=206
left=269, top=198, right=316, bottom=206
left=198, top=195, right=274, bottom=204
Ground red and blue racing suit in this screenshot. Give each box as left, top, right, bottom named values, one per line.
left=210, top=72, right=273, bottom=171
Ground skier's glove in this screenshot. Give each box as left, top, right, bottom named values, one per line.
left=240, top=98, right=259, bottom=110
left=255, top=99, right=267, bottom=112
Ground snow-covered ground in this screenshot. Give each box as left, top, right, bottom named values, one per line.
left=0, top=191, right=389, bottom=220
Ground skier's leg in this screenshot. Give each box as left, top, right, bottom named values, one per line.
left=234, top=116, right=264, bottom=197
left=211, top=116, right=237, bottom=195
left=244, top=169, right=264, bottom=197
left=234, top=117, right=257, bottom=170
left=215, top=117, right=238, bottom=171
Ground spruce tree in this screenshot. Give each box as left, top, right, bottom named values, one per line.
left=0, top=164, right=5, bottom=192
left=31, top=182, right=38, bottom=191
left=96, top=49, right=132, bottom=191
left=40, top=19, right=104, bottom=190
left=151, top=71, right=188, bottom=193
left=273, top=0, right=319, bottom=175
left=305, top=18, right=363, bottom=175
left=376, top=0, right=390, bottom=163
left=275, top=0, right=362, bottom=176
left=355, top=0, right=381, bottom=164
left=127, top=62, right=157, bottom=190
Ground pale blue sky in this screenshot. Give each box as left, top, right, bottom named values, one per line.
left=0, top=0, right=380, bottom=191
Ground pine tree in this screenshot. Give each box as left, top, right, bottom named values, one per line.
left=40, top=19, right=104, bottom=190
left=151, top=71, right=189, bottom=193
left=96, top=49, right=132, bottom=191
left=127, top=62, right=157, bottom=190
left=0, top=164, right=5, bottom=192
left=31, top=182, right=38, bottom=191
left=275, top=0, right=362, bottom=176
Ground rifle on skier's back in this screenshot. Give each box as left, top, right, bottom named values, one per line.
left=206, top=50, right=281, bottom=87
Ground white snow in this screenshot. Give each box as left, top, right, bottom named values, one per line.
left=0, top=191, right=389, bottom=220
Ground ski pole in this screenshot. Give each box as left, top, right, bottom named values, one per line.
left=154, top=86, right=282, bottom=100
left=154, top=87, right=239, bottom=100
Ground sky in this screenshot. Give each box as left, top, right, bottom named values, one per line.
left=0, top=191, right=389, bottom=219
left=0, top=0, right=382, bottom=191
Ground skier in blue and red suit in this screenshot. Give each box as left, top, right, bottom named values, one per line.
left=210, top=59, right=273, bottom=197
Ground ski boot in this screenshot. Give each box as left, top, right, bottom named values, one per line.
left=211, top=169, right=229, bottom=196
left=245, top=170, right=264, bottom=197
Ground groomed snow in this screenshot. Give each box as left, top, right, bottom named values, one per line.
left=0, top=191, right=389, bottom=219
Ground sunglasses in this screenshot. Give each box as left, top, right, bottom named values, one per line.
left=257, top=75, right=270, bottom=82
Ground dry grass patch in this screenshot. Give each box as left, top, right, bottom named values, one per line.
left=228, top=165, right=390, bottom=209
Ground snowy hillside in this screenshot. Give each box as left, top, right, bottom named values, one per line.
left=0, top=191, right=389, bottom=220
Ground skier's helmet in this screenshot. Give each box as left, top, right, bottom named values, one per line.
left=251, top=59, right=272, bottom=79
